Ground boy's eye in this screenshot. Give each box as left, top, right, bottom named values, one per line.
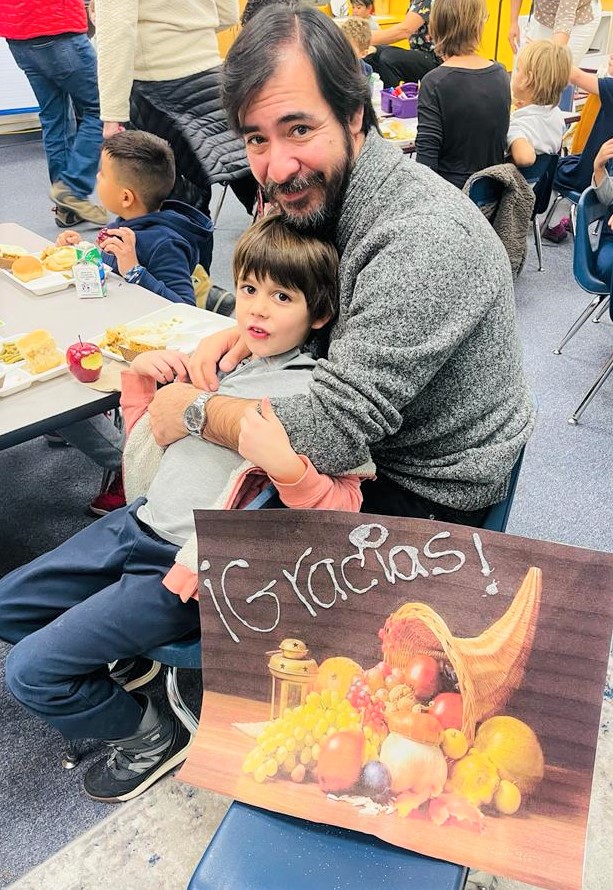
left=241, top=284, right=257, bottom=296
left=273, top=291, right=291, bottom=303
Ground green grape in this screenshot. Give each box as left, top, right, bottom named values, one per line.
left=300, top=747, right=312, bottom=766
left=265, top=758, right=278, bottom=778
left=253, top=764, right=267, bottom=783
left=293, top=725, right=306, bottom=741
left=285, top=736, right=296, bottom=752
left=282, top=753, right=297, bottom=773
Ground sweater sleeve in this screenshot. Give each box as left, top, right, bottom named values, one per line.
left=270, top=213, right=508, bottom=475
left=415, top=74, right=443, bottom=173
left=120, top=371, right=157, bottom=437
left=551, top=0, right=584, bottom=35
left=134, top=241, right=196, bottom=305
left=593, top=174, right=613, bottom=206
left=271, top=456, right=364, bottom=512
left=96, top=0, right=138, bottom=122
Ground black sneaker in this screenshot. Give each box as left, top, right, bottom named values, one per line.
left=206, top=284, right=236, bottom=317
left=83, top=693, right=192, bottom=803
left=109, top=657, right=161, bottom=692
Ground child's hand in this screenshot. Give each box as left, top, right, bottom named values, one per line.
left=130, top=350, right=191, bottom=384
left=608, top=53, right=613, bottom=77
left=55, top=230, right=81, bottom=247
left=238, top=397, right=305, bottom=484
left=594, top=138, right=613, bottom=172
left=100, top=227, right=138, bottom=276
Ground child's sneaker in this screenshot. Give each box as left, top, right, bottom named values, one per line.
left=542, top=221, right=568, bottom=243
left=89, top=471, right=126, bottom=516
left=109, top=657, right=161, bottom=692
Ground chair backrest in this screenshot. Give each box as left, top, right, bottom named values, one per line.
left=481, top=444, right=526, bottom=533
left=466, top=175, right=505, bottom=224
left=573, top=186, right=611, bottom=295
left=555, top=77, right=613, bottom=194
left=520, top=153, right=560, bottom=218
left=558, top=84, right=575, bottom=113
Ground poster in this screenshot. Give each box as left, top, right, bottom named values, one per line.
left=179, top=510, right=613, bottom=890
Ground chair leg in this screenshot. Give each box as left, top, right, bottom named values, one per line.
left=541, top=193, right=563, bottom=231
left=569, top=202, right=577, bottom=237
left=593, top=296, right=611, bottom=323
left=61, top=738, right=81, bottom=769
left=212, top=183, right=229, bottom=227
left=553, top=295, right=607, bottom=354
left=165, top=666, right=199, bottom=735
left=568, top=352, right=613, bottom=424
left=533, top=218, right=544, bottom=271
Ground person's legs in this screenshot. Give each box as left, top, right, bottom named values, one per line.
left=369, top=47, right=438, bottom=89
left=360, top=474, right=489, bottom=526
left=7, top=38, right=75, bottom=186
left=1, top=502, right=198, bottom=740
left=57, top=413, right=124, bottom=472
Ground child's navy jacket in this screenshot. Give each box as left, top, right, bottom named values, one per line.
left=102, top=200, right=214, bottom=305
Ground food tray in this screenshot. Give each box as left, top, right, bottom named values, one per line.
left=0, top=366, right=32, bottom=398
left=0, top=265, right=75, bottom=296
left=93, top=303, right=236, bottom=363
left=0, top=333, right=68, bottom=389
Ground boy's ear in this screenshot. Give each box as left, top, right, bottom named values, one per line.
left=310, top=313, right=332, bottom=331
left=121, top=187, right=136, bottom=209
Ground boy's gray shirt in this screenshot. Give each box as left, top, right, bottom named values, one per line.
left=271, top=130, right=536, bottom=511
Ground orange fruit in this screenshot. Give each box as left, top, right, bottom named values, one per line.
left=314, top=657, right=363, bottom=698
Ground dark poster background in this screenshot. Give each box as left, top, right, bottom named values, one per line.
left=179, top=510, right=613, bottom=889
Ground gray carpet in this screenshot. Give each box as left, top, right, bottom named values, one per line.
left=1, top=131, right=612, bottom=886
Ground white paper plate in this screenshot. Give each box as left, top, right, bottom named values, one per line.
left=0, top=266, right=75, bottom=296
left=93, top=303, right=236, bottom=363
left=0, top=366, right=32, bottom=398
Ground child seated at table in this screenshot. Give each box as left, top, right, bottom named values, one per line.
left=340, top=17, right=374, bottom=76
left=415, top=0, right=510, bottom=189
left=507, top=41, right=572, bottom=168
left=0, top=214, right=373, bottom=806
left=351, top=0, right=379, bottom=30
left=57, top=130, right=213, bottom=306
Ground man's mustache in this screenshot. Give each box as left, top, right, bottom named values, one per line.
left=265, top=173, right=325, bottom=201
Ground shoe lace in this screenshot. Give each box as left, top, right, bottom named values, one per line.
left=105, top=737, right=169, bottom=774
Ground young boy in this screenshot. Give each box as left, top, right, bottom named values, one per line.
left=351, top=0, right=379, bottom=30
left=340, top=17, right=374, bottom=77
left=507, top=41, right=572, bottom=168
left=0, top=216, right=372, bottom=805
left=58, top=129, right=213, bottom=306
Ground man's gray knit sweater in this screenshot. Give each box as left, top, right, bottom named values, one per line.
left=272, top=129, right=536, bottom=511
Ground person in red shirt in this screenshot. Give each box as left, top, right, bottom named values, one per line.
left=1, top=0, right=106, bottom=225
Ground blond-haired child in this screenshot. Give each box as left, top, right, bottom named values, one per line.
left=508, top=40, right=572, bottom=167
left=340, top=17, right=374, bottom=76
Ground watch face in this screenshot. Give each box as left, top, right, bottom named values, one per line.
left=184, top=402, right=203, bottom=435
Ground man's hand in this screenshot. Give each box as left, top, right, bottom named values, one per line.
left=99, top=227, right=138, bottom=276
left=238, top=397, right=305, bottom=484
left=508, top=21, right=521, bottom=54
left=55, top=230, right=81, bottom=247
left=148, top=381, right=200, bottom=446
left=130, top=350, right=191, bottom=384
left=103, top=121, right=125, bottom=139
left=188, top=326, right=250, bottom=392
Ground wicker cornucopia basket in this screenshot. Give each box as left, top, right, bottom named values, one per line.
left=380, top=567, right=542, bottom=741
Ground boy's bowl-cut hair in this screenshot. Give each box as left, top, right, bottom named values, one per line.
left=352, top=0, right=375, bottom=9
left=517, top=41, right=572, bottom=107
left=232, top=214, right=339, bottom=325
left=102, top=130, right=176, bottom=213
left=340, top=17, right=373, bottom=54
left=430, top=0, right=488, bottom=59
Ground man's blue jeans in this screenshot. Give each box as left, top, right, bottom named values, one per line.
left=8, top=34, right=103, bottom=198
left=0, top=501, right=200, bottom=740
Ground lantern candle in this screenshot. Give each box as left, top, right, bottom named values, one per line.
left=267, top=639, right=318, bottom=720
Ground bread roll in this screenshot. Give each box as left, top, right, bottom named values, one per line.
left=15, top=330, right=63, bottom=374
left=12, top=255, right=44, bottom=282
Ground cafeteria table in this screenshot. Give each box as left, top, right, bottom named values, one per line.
left=0, top=222, right=230, bottom=450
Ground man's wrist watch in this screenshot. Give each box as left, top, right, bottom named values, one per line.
left=183, top=392, right=213, bottom=438
left=123, top=264, right=145, bottom=284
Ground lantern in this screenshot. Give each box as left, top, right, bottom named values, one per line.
left=268, top=639, right=318, bottom=720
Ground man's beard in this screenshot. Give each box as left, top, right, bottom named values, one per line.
left=264, top=157, right=352, bottom=238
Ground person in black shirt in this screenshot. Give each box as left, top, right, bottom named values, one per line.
left=415, top=0, right=510, bottom=189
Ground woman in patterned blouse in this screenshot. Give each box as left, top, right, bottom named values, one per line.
left=509, top=0, right=602, bottom=65
left=366, top=0, right=441, bottom=88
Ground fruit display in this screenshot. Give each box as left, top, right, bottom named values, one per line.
left=242, top=570, right=545, bottom=830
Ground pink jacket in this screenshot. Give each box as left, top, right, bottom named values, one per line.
left=121, top=371, right=374, bottom=601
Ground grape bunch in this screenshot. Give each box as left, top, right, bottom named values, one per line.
left=242, top=689, right=362, bottom=784
left=346, top=676, right=388, bottom=744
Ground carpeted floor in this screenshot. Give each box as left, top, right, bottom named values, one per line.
left=1, top=131, right=612, bottom=888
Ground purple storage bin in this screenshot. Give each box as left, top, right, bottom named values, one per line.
left=392, top=93, right=418, bottom=118
left=380, top=89, right=394, bottom=114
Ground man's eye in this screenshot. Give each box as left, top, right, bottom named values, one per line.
left=292, top=125, right=310, bottom=137
left=246, top=134, right=265, bottom=146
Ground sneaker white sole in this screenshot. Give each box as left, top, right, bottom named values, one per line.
left=123, top=660, right=161, bottom=693
left=86, top=735, right=193, bottom=804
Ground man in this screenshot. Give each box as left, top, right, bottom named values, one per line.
left=148, top=4, right=536, bottom=528
left=0, top=0, right=106, bottom=225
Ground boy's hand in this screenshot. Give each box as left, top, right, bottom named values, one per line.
left=100, top=227, right=138, bottom=276
left=103, top=121, right=125, bottom=139
left=594, top=138, right=613, bottom=174
left=188, top=326, right=250, bottom=392
left=238, top=397, right=305, bottom=484
left=130, top=350, right=191, bottom=384
left=55, top=230, right=81, bottom=247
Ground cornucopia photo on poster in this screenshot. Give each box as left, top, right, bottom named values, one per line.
left=178, top=510, right=613, bottom=890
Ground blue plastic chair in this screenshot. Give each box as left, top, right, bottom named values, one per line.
left=466, top=175, right=505, bottom=225
left=553, top=187, right=611, bottom=357
left=519, top=153, right=560, bottom=271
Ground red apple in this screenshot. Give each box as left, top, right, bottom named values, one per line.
left=317, top=730, right=365, bottom=793
left=66, top=337, right=103, bottom=382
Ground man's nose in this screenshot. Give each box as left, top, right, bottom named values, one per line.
left=267, top=142, right=301, bottom=184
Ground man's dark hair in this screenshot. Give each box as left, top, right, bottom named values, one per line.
left=102, top=130, right=175, bottom=212
left=223, top=4, right=378, bottom=137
